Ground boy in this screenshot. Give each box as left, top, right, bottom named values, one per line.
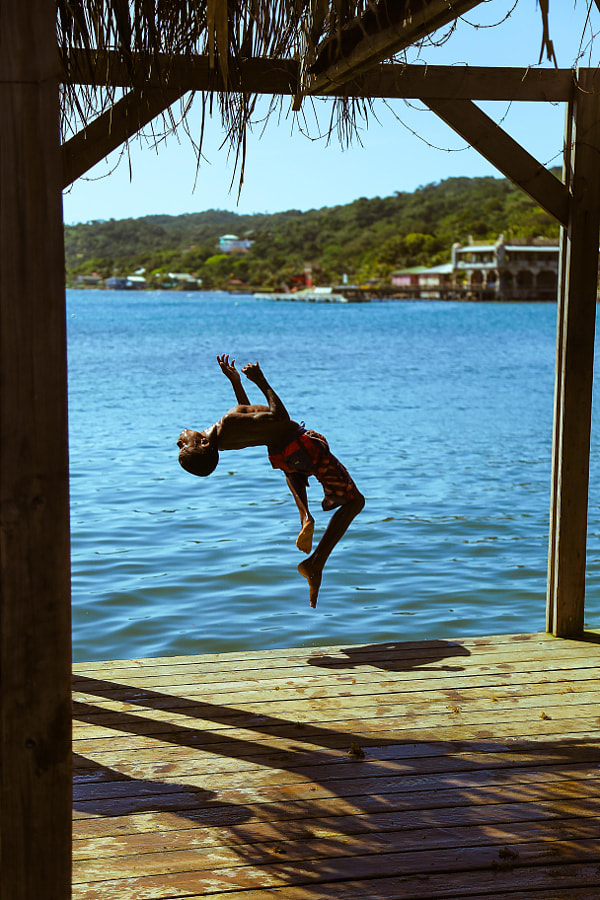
left=177, top=354, right=364, bottom=607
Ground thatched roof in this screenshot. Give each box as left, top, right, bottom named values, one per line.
left=58, top=0, right=558, bottom=177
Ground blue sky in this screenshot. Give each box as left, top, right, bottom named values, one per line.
left=62, top=1, right=600, bottom=224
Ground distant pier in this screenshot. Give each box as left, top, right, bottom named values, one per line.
left=255, top=284, right=558, bottom=303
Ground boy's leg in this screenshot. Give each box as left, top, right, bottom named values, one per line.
left=285, top=473, right=314, bottom=554
left=298, top=493, right=365, bottom=608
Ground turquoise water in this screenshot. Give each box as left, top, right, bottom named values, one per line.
left=67, top=291, right=600, bottom=662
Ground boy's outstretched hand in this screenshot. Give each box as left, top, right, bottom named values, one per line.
left=241, top=361, right=264, bottom=384
left=217, top=354, right=241, bottom=382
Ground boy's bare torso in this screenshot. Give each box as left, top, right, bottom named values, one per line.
left=210, top=404, right=301, bottom=452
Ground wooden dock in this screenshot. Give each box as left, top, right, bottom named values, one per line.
left=72, top=632, right=600, bottom=899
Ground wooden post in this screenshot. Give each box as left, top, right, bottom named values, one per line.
left=547, top=69, right=600, bottom=637
left=1, top=2, right=72, bottom=898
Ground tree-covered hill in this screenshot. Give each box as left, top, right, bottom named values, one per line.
left=65, top=174, right=560, bottom=289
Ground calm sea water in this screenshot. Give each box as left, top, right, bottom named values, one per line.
left=67, top=290, right=600, bottom=662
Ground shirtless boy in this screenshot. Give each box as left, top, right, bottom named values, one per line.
left=177, top=354, right=365, bottom=608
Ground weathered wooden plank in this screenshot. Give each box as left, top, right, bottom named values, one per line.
left=72, top=793, right=600, bottom=847
left=71, top=720, right=600, bottom=765
left=73, top=726, right=600, bottom=762
left=72, top=808, right=600, bottom=862
left=72, top=742, right=600, bottom=794
left=75, top=717, right=599, bottom=764
left=73, top=818, right=600, bottom=884
left=72, top=771, right=600, bottom=821
left=74, top=628, right=600, bottom=662
left=73, top=631, right=537, bottom=671
left=0, top=3, right=72, bottom=899
left=71, top=713, right=600, bottom=766
left=73, top=642, right=600, bottom=683
left=71, top=671, right=600, bottom=719
left=547, top=69, right=600, bottom=637
left=73, top=658, right=600, bottom=686
left=74, top=770, right=600, bottom=828
left=71, top=686, right=600, bottom=734
left=69, top=665, right=600, bottom=713
left=150, top=887, right=600, bottom=900
left=72, top=740, right=600, bottom=790
left=73, top=768, right=600, bottom=815
left=71, top=676, right=600, bottom=716
left=63, top=52, right=574, bottom=102
left=148, top=869, right=600, bottom=900
left=474, top=890, right=600, bottom=900
left=70, top=698, right=600, bottom=760
left=71, top=634, right=600, bottom=680
left=72, top=750, right=600, bottom=796
left=71, top=838, right=600, bottom=899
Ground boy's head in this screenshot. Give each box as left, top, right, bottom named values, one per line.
left=177, top=428, right=219, bottom=477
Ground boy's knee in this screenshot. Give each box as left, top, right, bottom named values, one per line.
left=352, top=492, right=365, bottom=513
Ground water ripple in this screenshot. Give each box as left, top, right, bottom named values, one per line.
left=68, top=292, right=600, bottom=660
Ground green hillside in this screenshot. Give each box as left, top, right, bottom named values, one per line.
left=64, top=174, right=560, bottom=289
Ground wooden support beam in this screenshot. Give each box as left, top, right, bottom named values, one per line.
left=62, top=86, right=186, bottom=187
left=345, top=64, right=574, bottom=102
left=547, top=69, right=600, bottom=637
left=307, top=0, right=485, bottom=94
left=62, top=51, right=299, bottom=96
left=1, top=1, right=72, bottom=898
left=425, top=97, right=569, bottom=226
left=63, top=51, right=574, bottom=103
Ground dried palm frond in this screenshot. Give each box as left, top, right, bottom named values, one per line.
left=57, top=1, right=560, bottom=183
left=58, top=0, right=375, bottom=186
left=58, top=1, right=361, bottom=123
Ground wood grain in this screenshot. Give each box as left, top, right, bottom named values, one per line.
left=72, top=633, right=600, bottom=898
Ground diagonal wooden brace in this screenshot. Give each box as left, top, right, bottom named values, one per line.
left=425, top=96, right=569, bottom=227
left=62, top=86, right=186, bottom=188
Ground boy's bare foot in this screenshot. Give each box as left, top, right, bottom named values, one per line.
left=296, top=519, right=314, bottom=554
left=298, top=559, right=322, bottom=608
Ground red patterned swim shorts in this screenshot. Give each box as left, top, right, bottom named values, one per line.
left=268, top=429, right=361, bottom=511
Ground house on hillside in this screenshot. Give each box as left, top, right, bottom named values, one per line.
left=391, top=264, right=453, bottom=295
left=105, top=276, right=127, bottom=289
left=105, top=275, right=147, bottom=289
left=165, top=272, right=202, bottom=288
left=72, top=273, right=103, bottom=288
left=218, top=233, right=254, bottom=253
left=391, top=266, right=426, bottom=287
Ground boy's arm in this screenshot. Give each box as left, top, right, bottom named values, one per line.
left=242, top=361, right=290, bottom=421
left=217, top=354, right=251, bottom=405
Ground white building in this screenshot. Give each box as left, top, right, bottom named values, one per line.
left=218, top=233, right=254, bottom=253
